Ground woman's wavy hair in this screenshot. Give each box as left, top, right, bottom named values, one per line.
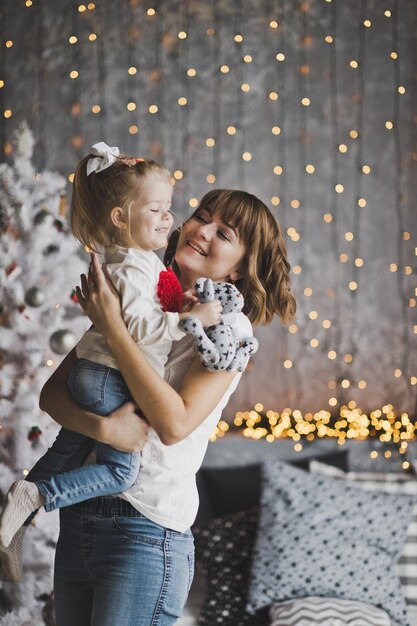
left=70, top=154, right=171, bottom=252
left=164, top=189, right=296, bottom=327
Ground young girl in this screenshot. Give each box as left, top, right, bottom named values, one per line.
left=0, top=142, right=222, bottom=559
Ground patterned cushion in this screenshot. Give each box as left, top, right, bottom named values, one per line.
left=247, top=459, right=416, bottom=626
left=193, top=507, right=268, bottom=626
left=269, top=597, right=391, bottom=626
left=310, top=461, right=417, bottom=606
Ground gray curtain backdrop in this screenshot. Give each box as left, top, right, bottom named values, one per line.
left=1, top=0, right=416, bottom=418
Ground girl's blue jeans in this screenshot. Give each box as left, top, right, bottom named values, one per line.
left=54, top=497, right=195, bottom=626
left=26, top=358, right=140, bottom=512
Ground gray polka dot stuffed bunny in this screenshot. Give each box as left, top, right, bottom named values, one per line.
left=178, top=278, right=258, bottom=372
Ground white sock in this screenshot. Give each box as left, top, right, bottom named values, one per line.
left=0, top=481, right=45, bottom=548
left=0, top=525, right=27, bottom=582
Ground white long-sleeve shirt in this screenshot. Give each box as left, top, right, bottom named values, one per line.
left=76, top=246, right=185, bottom=376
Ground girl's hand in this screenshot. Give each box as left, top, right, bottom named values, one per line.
left=76, top=253, right=123, bottom=337
left=181, top=288, right=199, bottom=313
left=101, top=401, right=150, bottom=452
left=189, top=300, right=222, bottom=327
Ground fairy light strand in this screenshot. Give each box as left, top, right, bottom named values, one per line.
left=210, top=403, right=417, bottom=447
left=348, top=0, right=367, bottom=380
left=391, top=3, right=412, bottom=388
left=70, top=3, right=83, bottom=162
left=179, top=0, right=190, bottom=208
left=35, top=1, right=46, bottom=168
left=326, top=0, right=344, bottom=408
left=92, top=2, right=106, bottom=138
left=153, top=0, right=164, bottom=162
left=288, top=1, right=309, bottom=406
left=0, top=1, right=6, bottom=153
left=233, top=0, right=246, bottom=186
left=275, top=0, right=298, bottom=407
left=212, top=0, right=222, bottom=187
left=123, top=1, right=134, bottom=143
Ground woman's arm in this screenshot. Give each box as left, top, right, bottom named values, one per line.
left=77, top=255, right=240, bottom=445
left=39, top=348, right=150, bottom=453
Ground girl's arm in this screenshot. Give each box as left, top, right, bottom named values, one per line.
left=39, top=348, right=150, bottom=453
left=77, top=255, right=240, bottom=445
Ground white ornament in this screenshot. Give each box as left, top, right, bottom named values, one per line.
left=49, top=329, right=77, bottom=354
left=24, top=286, right=46, bottom=307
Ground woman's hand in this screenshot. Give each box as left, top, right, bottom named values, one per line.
left=76, top=253, right=123, bottom=338
left=101, top=402, right=150, bottom=453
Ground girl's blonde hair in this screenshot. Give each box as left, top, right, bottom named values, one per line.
left=70, top=153, right=171, bottom=252
left=165, top=189, right=296, bottom=327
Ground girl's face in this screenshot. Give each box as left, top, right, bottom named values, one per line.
left=175, top=205, right=246, bottom=289
left=128, top=177, right=173, bottom=251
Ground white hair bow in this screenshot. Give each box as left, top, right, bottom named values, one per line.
left=86, top=142, right=120, bottom=176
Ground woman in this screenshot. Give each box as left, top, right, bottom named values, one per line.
left=39, top=189, right=296, bottom=625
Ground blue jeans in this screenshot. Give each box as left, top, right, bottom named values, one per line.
left=27, top=358, right=140, bottom=512
left=54, top=497, right=195, bottom=626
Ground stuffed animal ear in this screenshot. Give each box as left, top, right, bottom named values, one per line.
left=194, top=278, right=207, bottom=297
left=202, top=278, right=215, bottom=302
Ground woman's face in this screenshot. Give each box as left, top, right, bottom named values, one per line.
left=174, top=205, right=246, bottom=288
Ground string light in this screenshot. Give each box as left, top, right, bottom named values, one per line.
left=209, top=403, right=417, bottom=445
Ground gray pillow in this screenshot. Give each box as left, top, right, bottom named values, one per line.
left=269, top=597, right=391, bottom=626
left=247, top=459, right=415, bottom=626
left=310, top=461, right=417, bottom=607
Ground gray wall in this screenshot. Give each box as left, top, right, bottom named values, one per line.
left=1, top=0, right=417, bottom=418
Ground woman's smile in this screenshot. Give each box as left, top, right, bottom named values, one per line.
left=186, top=240, right=208, bottom=256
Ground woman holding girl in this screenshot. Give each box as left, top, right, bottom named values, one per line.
left=3, top=143, right=296, bottom=625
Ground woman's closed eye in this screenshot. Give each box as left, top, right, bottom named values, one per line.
left=195, top=213, right=231, bottom=241
left=217, top=230, right=230, bottom=241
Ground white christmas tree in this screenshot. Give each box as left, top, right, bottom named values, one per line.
left=0, top=123, right=88, bottom=624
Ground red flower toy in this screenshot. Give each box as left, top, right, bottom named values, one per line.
left=157, top=267, right=183, bottom=313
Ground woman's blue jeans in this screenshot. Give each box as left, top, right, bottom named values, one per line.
left=27, top=358, right=140, bottom=512
left=54, top=497, right=195, bottom=626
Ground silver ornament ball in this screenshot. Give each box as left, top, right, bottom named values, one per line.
left=25, top=286, right=46, bottom=307
left=50, top=329, right=77, bottom=355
